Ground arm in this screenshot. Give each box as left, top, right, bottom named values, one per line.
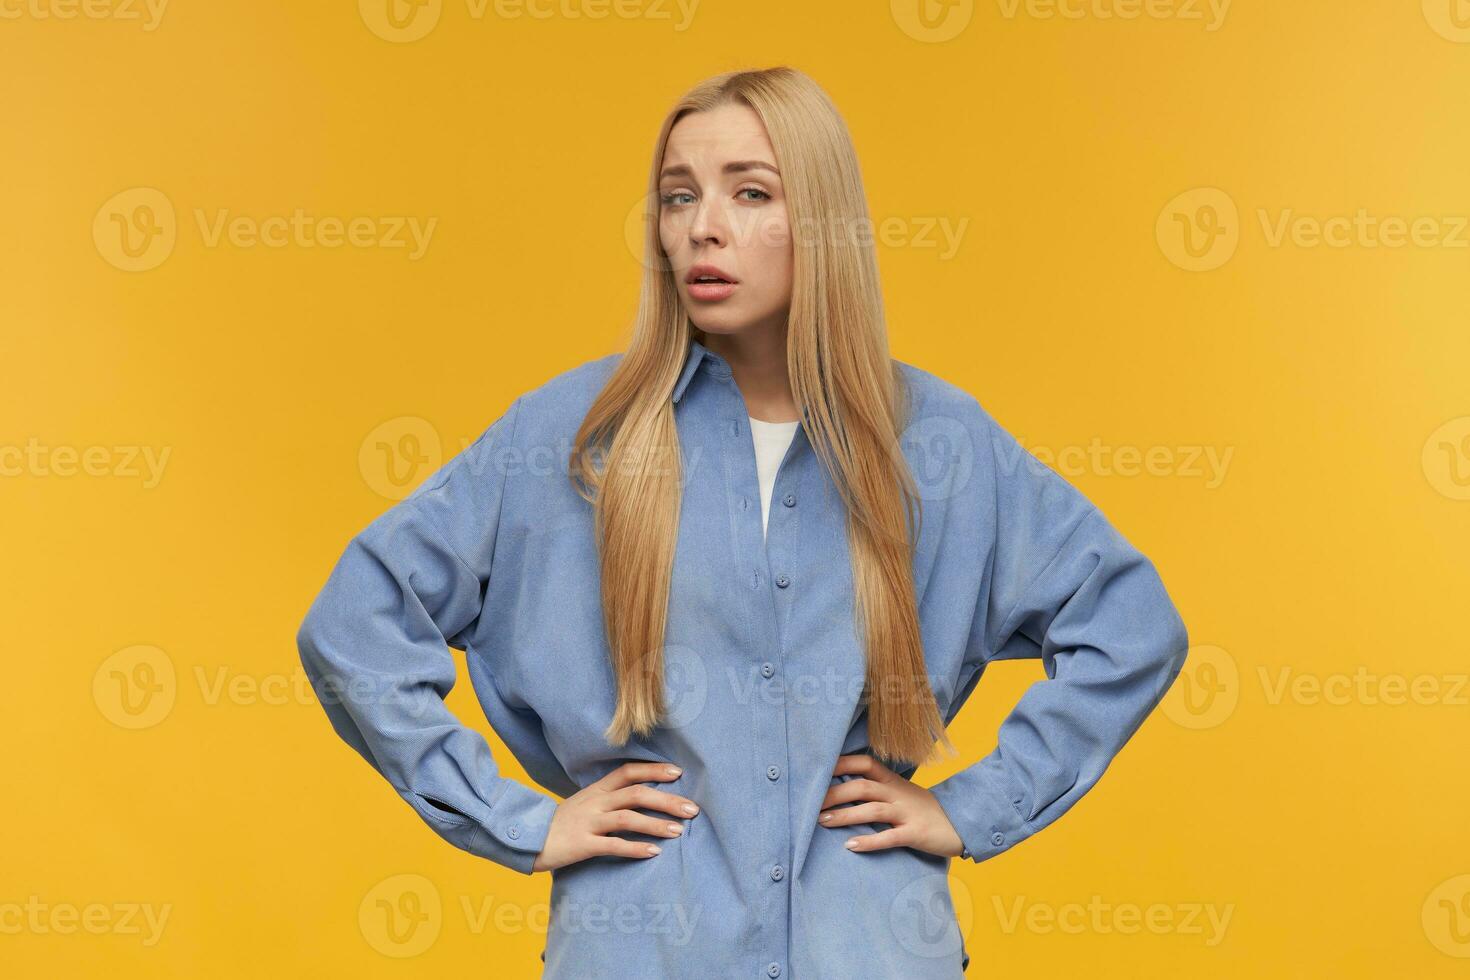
left=927, top=403, right=1190, bottom=864
left=295, top=397, right=559, bottom=875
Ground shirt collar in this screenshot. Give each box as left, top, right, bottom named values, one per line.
left=671, top=337, right=726, bottom=403
left=671, top=337, right=813, bottom=427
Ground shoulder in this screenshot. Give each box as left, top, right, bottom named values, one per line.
left=499, top=349, right=624, bottom=443
left=420, top=351, right=622, bottom=503
left=892, top=356, right=1068, bottom=503
left=521, top=349, right=622, bottom=407
left=893, top=357, right=999, bottom=438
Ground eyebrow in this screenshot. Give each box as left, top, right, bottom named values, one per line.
left=659, top=159, right=781, bottom=181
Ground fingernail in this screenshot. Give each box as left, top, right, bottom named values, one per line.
left=647, top=844, right=661, bottom=855
left=667, top=823, right=682, bottom=835
left=844, top=839, right=858, bottom=849
left=665, top=766, right=681, bottom=776
left=819, top=813, right=832, bottom=822
left=682, top=803, right=699, bottom=815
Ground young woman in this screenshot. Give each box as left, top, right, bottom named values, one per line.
left=297, top=66, right=1189, bottom=978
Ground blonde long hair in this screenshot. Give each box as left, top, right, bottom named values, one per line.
left=570, top=67, right=955, bottom=769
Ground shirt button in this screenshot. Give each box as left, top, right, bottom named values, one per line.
left=766, top=964, right=781, bottom=978
left=507, top=826, right=520, bottom=840
left=775, top=574, right=790, bottom=589
left=760, top=662, right=774, bottom=678
left=770, top=865, right=784, bottom=881
left=990, top=831, right=1005, bottom=846
left=766, top=765, right=780, bottom=780
left=782, top=492, right=796, bottom=507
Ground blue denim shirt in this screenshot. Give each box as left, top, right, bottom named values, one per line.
left=296, top=338, right=1189, bottom=978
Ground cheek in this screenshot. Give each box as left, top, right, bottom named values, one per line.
left=742, top=207, right=789, bottom=252
left=748, top=215, right=793, bottom=290
left=659, top=210, right=691, bottom=260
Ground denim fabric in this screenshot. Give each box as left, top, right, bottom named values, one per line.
left=296, top=337, right=1189, bottom=978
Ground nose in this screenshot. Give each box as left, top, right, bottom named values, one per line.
left=688, top=197, right=731, bottom=248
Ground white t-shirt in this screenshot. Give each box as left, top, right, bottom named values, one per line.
left=748, top=415, right=800, bottom=538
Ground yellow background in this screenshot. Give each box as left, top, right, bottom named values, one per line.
left=4, top=0, right=1469, bottom=975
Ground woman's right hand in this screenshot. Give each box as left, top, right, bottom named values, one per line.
left=530, top=761, right=700, bottom=873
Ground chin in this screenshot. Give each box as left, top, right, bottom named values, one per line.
left=686, top=312, right=752, bottom=337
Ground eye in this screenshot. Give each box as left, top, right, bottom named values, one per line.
left=661, top=191, right=696, bottom=207
left=738, top=187, right=772, bottom=202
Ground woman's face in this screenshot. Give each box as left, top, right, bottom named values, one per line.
left=658, top=102, right=793, bottom=339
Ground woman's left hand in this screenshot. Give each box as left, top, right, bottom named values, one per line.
left=819, top=754, right=966, bottom=858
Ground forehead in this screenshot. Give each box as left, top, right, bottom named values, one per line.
left=662, top=103, right=775, bottom=166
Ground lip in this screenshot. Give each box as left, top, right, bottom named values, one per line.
left=685, top=263, right=739, bottom=285
left=688, top=281, right=738, bottom=301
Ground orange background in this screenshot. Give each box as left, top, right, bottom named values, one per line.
left=4, top=0, right=1469, bottom=975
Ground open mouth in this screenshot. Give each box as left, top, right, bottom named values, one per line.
left=686, top=276, right=739, bottom=301
left=685, top=264, right=739, bottom=286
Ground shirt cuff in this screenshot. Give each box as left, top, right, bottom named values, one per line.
left=469, top=779, right=560, bottom=875
left=928, top=760, right=1031, bottom=864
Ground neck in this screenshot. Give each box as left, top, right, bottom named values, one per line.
left=703, top=321, right=799, bottom=423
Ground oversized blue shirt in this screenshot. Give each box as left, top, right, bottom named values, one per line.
left=296, top=337, right=1190, bottom=978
